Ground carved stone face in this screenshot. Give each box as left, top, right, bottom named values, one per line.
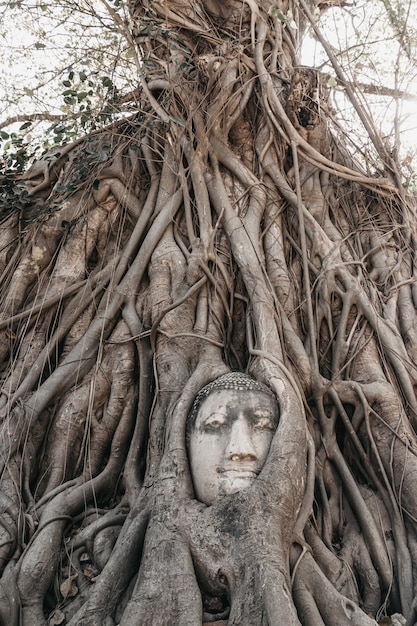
left=188, top=388, right=278, bottom=505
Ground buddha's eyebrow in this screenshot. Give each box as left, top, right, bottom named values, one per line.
left=203, top=411, right=226, bottom=420
left=253, top=409, right=274, bottom=416
left=200, top=409, right=229, bottom=424
left=252, top=409, right=278, bottom=424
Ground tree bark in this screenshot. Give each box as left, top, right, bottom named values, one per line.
left=0, top=0, right=415, bottom=624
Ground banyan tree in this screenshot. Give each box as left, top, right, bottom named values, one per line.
left=0, top=0, right=417, bottom=624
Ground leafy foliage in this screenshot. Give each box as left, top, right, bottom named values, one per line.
left=0, top=0, right=136, bottom=162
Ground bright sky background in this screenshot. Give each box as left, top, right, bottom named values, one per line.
left=1, top=0, right=416, bottom=179
left=301, top=2, right=417, bottom=180
left=0, top=0, right=133, bottom=154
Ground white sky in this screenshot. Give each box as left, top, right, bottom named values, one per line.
left=1, top=0, right=416, bottom=175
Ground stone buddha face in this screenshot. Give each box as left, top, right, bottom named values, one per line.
left=187, top=374, right=279, bottom=505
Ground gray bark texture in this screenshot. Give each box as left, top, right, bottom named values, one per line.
left=0, top=0, right=416, bottom=624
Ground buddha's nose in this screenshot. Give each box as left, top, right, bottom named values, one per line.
left=226, top=416, right=257, bottom=461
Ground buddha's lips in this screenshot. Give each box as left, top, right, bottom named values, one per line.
left=217, top=468, right=258, bottom=479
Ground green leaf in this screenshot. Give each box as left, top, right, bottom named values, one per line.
left=268, top=6, right=287, bottom=22
left=0, top=131, right=9, bottom=140
left=19, top=121, right=32, bottom=130
left=327, top=76, right=338, bottom=87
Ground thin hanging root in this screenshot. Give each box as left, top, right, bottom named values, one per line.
left=6, top=267, right=113, bottom=402
left=206, top=160, right=283, bottom=358
left=150, top=276, right=207, bottom=351
left=0, top=270, right=105, bottom=331
left=0, top=187, right=183, bottom=474
left=329, top=444, right=394, bottom=596
left=16, top=380, right=136, bottom=623
left=292, top=548, right=378, bottom=626
left=254, top=18, right=396, bottom=193
left=293, top=430, right=316, bottom=538
left=292, top=140, right=319, bottom=372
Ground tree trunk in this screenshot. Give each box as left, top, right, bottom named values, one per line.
left=0, top=0, right=416, bottom=624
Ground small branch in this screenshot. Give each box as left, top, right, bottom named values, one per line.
left=355, top=82, right=417, bottom=102
left=0, top=113, right=78, bottom=132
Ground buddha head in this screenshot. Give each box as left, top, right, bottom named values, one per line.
left=187, top=373, right=279, bottom=505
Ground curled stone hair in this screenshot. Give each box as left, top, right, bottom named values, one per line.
left=186, top=372, right=277, bottom=442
